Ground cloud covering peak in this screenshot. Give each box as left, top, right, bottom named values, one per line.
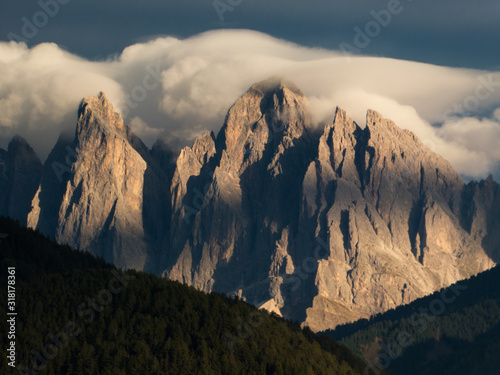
left=1, top=29, right=499, bottom=179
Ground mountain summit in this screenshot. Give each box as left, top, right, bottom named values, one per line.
left=2, top=78, right=498, bottom=331
left=165, top=79, right=496, bottom=330
left=28, top=92, right=168, bottom=271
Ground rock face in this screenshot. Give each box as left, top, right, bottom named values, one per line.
left=165, top=79, right=316, bottom=308
left=161, top=78, right=498, bottom=331
left=27, top=93, right=168, bottom=271
left=4, top=78, right=500, bottom=331
left=295, top=108, right=492, bottom=331
left=0, top=136, right=42, bottom=225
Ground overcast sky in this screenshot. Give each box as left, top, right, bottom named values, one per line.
left=2, top=0, right=499, bottom=69
left=1, top=1, right=500, bottom=180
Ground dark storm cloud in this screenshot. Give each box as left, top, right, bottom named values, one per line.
left=1, top=0, right=499, bottom=68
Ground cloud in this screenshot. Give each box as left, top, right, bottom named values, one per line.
left=437, top=113, right=500, bottom=177
left=0, top=29, right=500, bottom=180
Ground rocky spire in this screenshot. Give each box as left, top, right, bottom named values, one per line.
left=28, top=93, right=168, bottom=271
left=0, top=136, right=42, bottom=225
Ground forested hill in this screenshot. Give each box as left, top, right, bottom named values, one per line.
left=0, top=217, right=381, bottom=375
left=325, top=264, right=500, bottom=375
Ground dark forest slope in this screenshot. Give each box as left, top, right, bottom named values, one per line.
left=326, top=263, right=500, bottom=375
left=0, top=217, right=381, bottom=375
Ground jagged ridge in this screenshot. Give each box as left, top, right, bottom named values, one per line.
left=1, top=78, right=499, bottom=332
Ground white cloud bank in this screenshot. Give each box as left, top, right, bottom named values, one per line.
left=1, top=29, right=500, bottom=179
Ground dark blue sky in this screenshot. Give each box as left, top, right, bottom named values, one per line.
left=1, top=0, right=499, bottom=69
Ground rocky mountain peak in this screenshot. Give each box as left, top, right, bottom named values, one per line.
left=0, top=135, right=42, bottom=226
left=170, top=131, right=216, bottom=214
left=4, top=80, right=500, bottom=334
left=365, top=109, right=424, bottom=152
left=80, top=91, right=113, bottom=113
left=27, top=91, right=171, bottom=271
left=9, top=135, right=32, bottom=149
left=191, top=131, right=217, bottom=164
left=77, top=92, right=125, bottom=138
left=318, top=107, right=362, bottom=185
left=6, top=135, right=42, bottom=177
left=249, top=76, right=304, bottom=97
left=217, top=77, right=311, bottom=176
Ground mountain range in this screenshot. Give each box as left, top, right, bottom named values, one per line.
left=1, top=77, right=499, bottom=332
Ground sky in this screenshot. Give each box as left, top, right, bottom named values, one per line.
left=2, top=0, right=500, bottom=69
left=1, top=0, right=500, bottom=180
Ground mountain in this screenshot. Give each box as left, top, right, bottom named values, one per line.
left=0, top=216, right=384, bottom=375
left=160, top=77, right=498, bottom=331
left=2, top=77, right=500, bottom=332
left=27, top=92, right=169, bottom=271
left=326, top=265, right=500, bottom=375
left=0, top=136, right=41, bottom=225
left=165, top=78, right=316, bottom=311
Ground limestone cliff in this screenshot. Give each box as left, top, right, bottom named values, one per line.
left=5, top=78, right=500, bottom=332
left=28, top=93, right=168, bottom=271
left=161, top=79, right=498, bottom=331
left=296, top=108, right=491, bottom=331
